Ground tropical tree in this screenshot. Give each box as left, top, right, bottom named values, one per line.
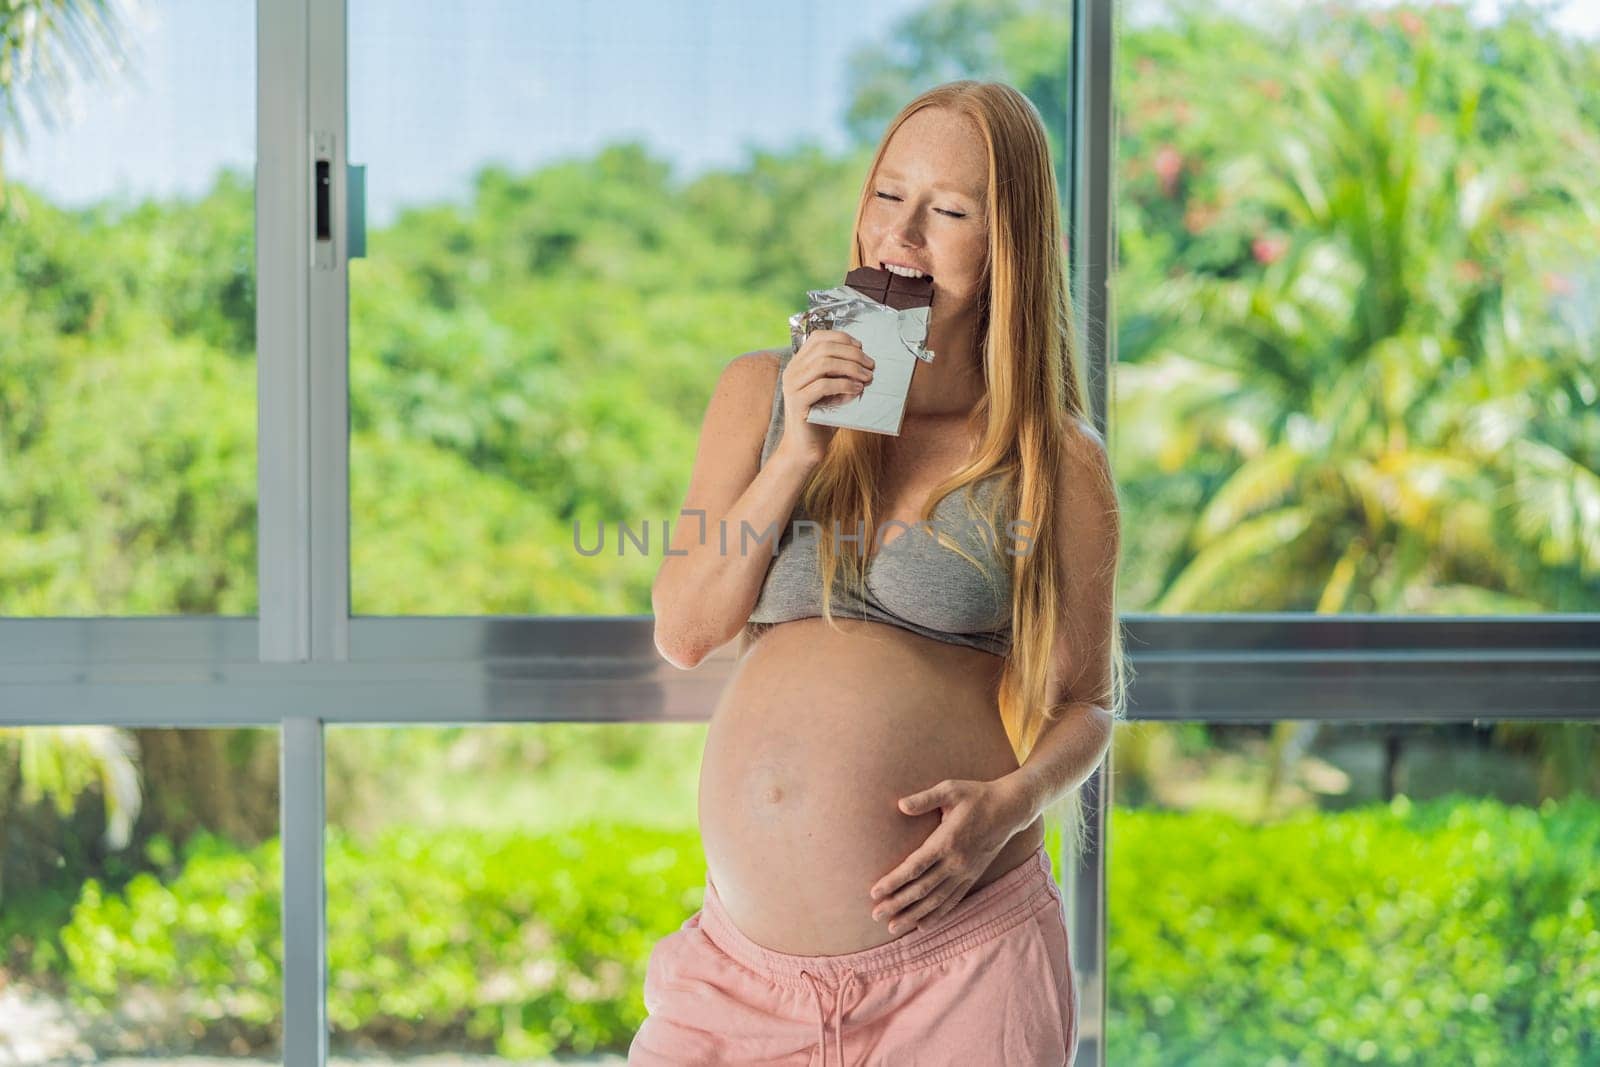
left=1111, top=5, right=1600, bottom=804
left=0, top=0, right=133, bottom=194
left=1126, top=16, right=1598, bottom=614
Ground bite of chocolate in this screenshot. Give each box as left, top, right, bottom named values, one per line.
left=844, top=265, right=936, bottom=311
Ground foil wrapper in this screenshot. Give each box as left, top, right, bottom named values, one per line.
left=785, top=282, right=935, bottom=436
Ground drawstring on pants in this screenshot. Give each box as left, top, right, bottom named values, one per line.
left=801, top=968, right=862, bottom=1066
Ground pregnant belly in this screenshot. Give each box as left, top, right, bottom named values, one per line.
left=697, top=617, right=1046, bottom=956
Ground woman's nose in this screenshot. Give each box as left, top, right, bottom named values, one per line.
left=888, top=206, right=926, bottom=245
left=889, top=220, right=926, bottom=248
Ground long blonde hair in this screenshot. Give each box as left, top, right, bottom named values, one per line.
left=750, top=81, right=1130, bottom=862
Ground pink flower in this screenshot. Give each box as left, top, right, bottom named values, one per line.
left=1154, top=145, right=1183, bottom=197
left=1251, top=233, right=1289, bottom=265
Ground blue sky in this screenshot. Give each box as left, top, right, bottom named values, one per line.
left=5, top=0, right=1596, bottom=228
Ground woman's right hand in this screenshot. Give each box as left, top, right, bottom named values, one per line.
left=776, top=329, right=876, bottom=467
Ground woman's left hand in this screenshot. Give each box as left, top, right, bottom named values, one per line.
left=868, top=777, right=1031, bottom=935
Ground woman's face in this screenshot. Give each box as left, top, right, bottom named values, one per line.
left=860, top=107, right=991, bottom=321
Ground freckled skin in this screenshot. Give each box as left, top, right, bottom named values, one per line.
left=860, top=106, right=993, bottom=417
left=698, top=618, right=1045, bottom=955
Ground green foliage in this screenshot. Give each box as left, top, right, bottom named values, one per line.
left=1111, top=2, right=1600, bottom=615
left=59, top=821, right=706, bottom=1058
left=0, top=178, right=259, bottom=614
left=1107, top=795, right=1600, bottom=1066
left=62, top=831, right=277, bottom=1028
left=44, top=797, right=1600, bottom=1059
left=338, top=140, right=871, bottom=615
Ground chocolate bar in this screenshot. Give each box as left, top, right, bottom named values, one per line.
left=844, top=265, right=935, bottom=311
left=788, top=266, right=936, bottom=436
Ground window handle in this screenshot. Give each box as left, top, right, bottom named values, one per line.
left=311, top=133, right=366, bottom=265
left=315, top=160, right=331, bottom=241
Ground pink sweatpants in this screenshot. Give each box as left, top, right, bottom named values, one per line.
left=628, top=844, right=1079, bottom=1066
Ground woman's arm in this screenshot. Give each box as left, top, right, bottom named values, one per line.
left=652, top=352, right=815, bottom=669
left=996, top=421, right=1120, bottom=820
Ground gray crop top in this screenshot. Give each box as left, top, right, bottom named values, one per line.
left=745, top=348, right=1015, bottom=656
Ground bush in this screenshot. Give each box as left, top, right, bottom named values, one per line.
left=53, top=796, right=1599, bottom=1062
left=1108, top=794, right=1600, bottom=1066
left=60, top=821, right=705, bottom=1058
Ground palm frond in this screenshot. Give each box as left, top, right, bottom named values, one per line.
left=1506, top=438, right=1600, bottom=579
left=1388, top=450, right=1500, bottom=564
left=1157, top=506, right=1316, bottom=612
left=1194, top=441, right=1311, bottom=541
left=1316, top=533, right=1366, bottom=613
left=2, top=724, right=141, bottom=850
left=0, top=0, right=136, bottom=152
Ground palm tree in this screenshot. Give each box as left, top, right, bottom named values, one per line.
left=1143, top=45, right=1597, bottom=616
left=0, top=0, right=134, bottom=197
left=1115, top=10, right=1599, bottom=805
left=0, top=726, right=140, bottom=906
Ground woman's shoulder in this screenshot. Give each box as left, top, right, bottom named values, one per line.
left=728, top=346, right=786, bottom=372
left=1063, top=412, right=1107, bottom=456
left=993, top=416, right=1109, bottom=505
left=730, top=346, right=791, bottom=388
left=1053, top=416, right=1120, bottom=533
left=716, top=348, right=789, bottom=405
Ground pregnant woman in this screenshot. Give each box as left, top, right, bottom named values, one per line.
left=632, top=80, right=1126, bottom=1066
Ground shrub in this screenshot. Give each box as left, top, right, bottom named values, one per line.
left=55, top=797, right=1599, bottom=1062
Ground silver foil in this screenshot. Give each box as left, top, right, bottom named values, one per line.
left=786, top=281, right=935, bottom=436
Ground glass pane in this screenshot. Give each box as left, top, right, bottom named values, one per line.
left=324, top=722, right=703, bottom=1062
left=347, top=0, right=1072, bottom=615
left=1108, top=718, right=1600, bottom=1063
left=1113, top=0, right=1600, bottom=616
left=0, top=1, right=258, bottom=617
left=0, top=725, right=281, bottom=1061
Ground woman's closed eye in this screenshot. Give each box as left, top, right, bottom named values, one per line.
left=875, top=191, right=966, bottom=219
